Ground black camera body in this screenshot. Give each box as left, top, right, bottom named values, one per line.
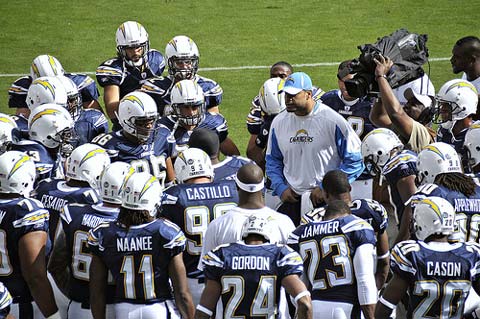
left=345, top=29, right=429, bottom=98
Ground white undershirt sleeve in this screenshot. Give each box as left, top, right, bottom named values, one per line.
left=353, top=243, right=377, bottom=306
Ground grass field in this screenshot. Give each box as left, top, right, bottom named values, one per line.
left=0, top=0, right=478, bottom=154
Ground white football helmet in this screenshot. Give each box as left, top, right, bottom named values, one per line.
left=361, top=128, right=403, bottom=176
left=116, top=21, right=149, bottom=67
left=464, top=122, right=480, bottom=170
left=28, top=104, right=75, bottom=149
left=413, top=196, right=455, bottom=241
left=122, top=172, right=162, bottom=216
left=434, top=79, right=478, bottom=130
left=116, top=92, right=158, bottom=142
left=57, top=76, right=82, bottom=120
left=165, top=35, right=199, bottom=80
left=98, top=162, right=135, bottom=204
left=174, top=147, right=213, bottom=184
left=26, top=76, right=68, bottom=110
left=241, top=215, right=272, bottom=242
left=0, top=151, right=36, bottom=196
left=30, top=54, right=64, bottom=80
left=0, top=114, right=17, bottom=153
left=65, top=143, right=111, bottom=188
left=170, top=79, right=205, bottom=126
left=259, top=77, right=286, bottom=116
left=416, top=142, right=462, bottom=185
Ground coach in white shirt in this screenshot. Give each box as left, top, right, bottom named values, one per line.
left=266, top=72, right=364, bottom=225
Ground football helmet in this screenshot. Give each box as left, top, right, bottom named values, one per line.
left=0, top=151, right=36, bottom=196
left=98, top=162, right=135, bottom=204
left=57, top=76, right=82, bottom=120
left=413, top=196, right=455, bottom=241
left=416, top=142, right=462, bottom=185
left=464, top=122, right=480, bottom=170
left=122, top=172, right=162, bottom=216
left=174, top=147, right=213, bottom=183
left=241, top=215, right=272, bottom=242
left=30, top=54, right=64, bottom=80
left=65, top=143, right=111, bottom=188
left=0, top=114, right=17, bottom=153
left=116, top=21, right=149, bottom=67
left=434, top=79, right=478, bottom=130
left=116, top=92, right=158, bottom=142
left=28, top=104, right=75, bottom=149
left=170, top=79, right=205, bottom=126
left=26, top=76, right=68, bottom=110
left=165, top=35, right=199, bottom=80
left=259, top=77, right=286, bottom=116
left=361, top=128, right=403, bottom=176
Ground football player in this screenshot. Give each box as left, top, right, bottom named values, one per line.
left=376, top=196, right=480, bottom=319
left=91, top=91, right=175, bottom=186
left=11, top=103, right=75, bottom=182
left=48, top=162, right=134, bottom=319
left=321, top=60, right=376, bottom=199
left=0, top=151, right=60, bottom=318
left=197, top=215, right=312, bottom=319
left=141, top=35, right=222, bottom=115
left=96, top=21, right=165, bottom=130
left=88, top=172, right=195, bottom=319
left=361, top=128, right=418, bottom=228
left=188, top=128, right=251, bottom=182
left=302, top=169, right=390, bottom=290
left=160, top=148, right=238, bottom=305
left=9, top=54, right=101, bottom=118
left=434, top=79, right=478, bottom=155
left=288, top=200, right=377, bottom=319
left=464, top=121, right=480, bottom=175
left=156, top=79, right=239, bottom=156
left=35, top=143, right=110, bottom=243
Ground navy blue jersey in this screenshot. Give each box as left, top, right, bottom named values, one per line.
left=10, top=139, right=59, bottom=183
left=156, top=113, right=228, bottom=155
left=75, top=109, right=109, bottom=145
left=10, top=115, right=28, bottom=133
left=213, top=156, right=251, bottom=182
left=160, top=181, right=239, bottom=277
left=92, top=130, right=172, bottom=184
left=60, top=203, right=118, bottom=303
left=411, top=183, right=480, bottom=242
left=288, top=215, right=376, bottom=306
left=203, top=242, right=303, bottom=318
left=302, top=199, right=388, bottom=234
left=382, top=150, right=417, bottom=220
left=255, top=115, right=276, bottom=149
left=35, top=179, right=100, bottom=242
left=391, top=240, right=480, bottom=319
left=88, top=218, right=186, bottom=303
left=246, top=96, right=262, bottom=135
left=436, top=127, right=467, bottom=154
left=96, top=50, right=165, bottom=99
left=0, top=197, right=49, bottom=303
left=141, top=75, right=223, bottom=115
left=8, top=73, right=99, bottom=109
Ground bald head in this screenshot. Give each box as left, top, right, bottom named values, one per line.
left=236, top=163, right=264, bottom=185
left=455, top=36, right=480, bottom=57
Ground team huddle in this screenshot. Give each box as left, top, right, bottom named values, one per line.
left=0, top=19, right=480, bottom=319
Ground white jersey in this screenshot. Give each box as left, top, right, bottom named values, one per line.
left=198, top=206, right=295, bottom=270
left=462, top=72, right=480, bottom=93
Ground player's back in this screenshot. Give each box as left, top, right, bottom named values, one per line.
left=60, top=203, right=118, bottom=304
left=213, top=156, right=251, bottom=182
left=289, top=214, right=376, bottom=305
left=0, top=197, right=49, bottom=302
left=75, top=109, right=109, bottom=145
left=10, top=139, right=57, bottom=182
left=202, top=242, right=303, bottom=319
left=412, top=183, right=480, bottom=242
left=391, top=240, right=480, bottom=319
left=88, top=218, right=185, bottom=303
left=161, top=180, right=239, bottom=277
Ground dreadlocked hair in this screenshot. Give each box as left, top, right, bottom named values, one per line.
left=435, top=172, right=477, bottom=197
left=117, top=207, right=153, bottom=229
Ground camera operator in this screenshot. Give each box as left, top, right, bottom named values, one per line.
left=370, top=55, right=436, bottom=153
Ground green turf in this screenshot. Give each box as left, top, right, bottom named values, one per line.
left=0, top=0, right=478, bottom=154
